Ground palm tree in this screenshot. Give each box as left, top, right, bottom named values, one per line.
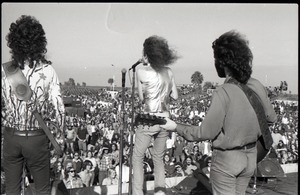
left=191, top=71, right=204, bottom=86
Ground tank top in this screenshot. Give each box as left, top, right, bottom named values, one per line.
left=141, top=66, right=174, bottom=113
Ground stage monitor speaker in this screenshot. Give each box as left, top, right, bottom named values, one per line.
left=256, top=158, right=285, bottom=178
left=173, top=169, right=212, bottom=195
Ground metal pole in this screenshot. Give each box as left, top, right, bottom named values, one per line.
left=128, top=67, right=136, bottom=195
left=118, top=70, right=126, bottom=195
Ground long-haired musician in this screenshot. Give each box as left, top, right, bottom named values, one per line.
left=132, top=35, right=179, bottom=195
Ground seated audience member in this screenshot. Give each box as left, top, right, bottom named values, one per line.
left=72, top=151, right=83, bottom=174
left=102, top=168, right=118, bottom=186
left=174, top=162, right=186, bottom=177
left=202, top=156, right=212, bottom=179
left=183, top=156, right=198, bottom=176
left=78, top=160, right=93, bottom=187
left=63, top=167, right=84, bottom=189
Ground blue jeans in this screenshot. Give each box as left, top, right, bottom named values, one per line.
left=3, top=127, right=51, bottom=195
left=132, top=123, right=169, bottom=195
left=210, top=146, right=257, bottom=195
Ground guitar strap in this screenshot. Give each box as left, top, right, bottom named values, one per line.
left=2, top=61, right=32, bottom=102
left=227, top=78, right=273, bottom=150
left=2, top=61, right=63, bottom=156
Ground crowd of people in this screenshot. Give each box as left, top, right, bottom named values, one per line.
left=1, top=85, right=298, bottom=193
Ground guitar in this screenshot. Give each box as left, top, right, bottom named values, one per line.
left=134, top=113, right=167, bottom=127
left=134, top=113, right=268, bottom=163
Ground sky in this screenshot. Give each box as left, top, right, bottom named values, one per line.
left=1, top=3, right=298, bottom=93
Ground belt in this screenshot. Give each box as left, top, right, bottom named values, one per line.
left=213, top=142, right=256, bottom=151
left=4, top=127, right=45, bottom=137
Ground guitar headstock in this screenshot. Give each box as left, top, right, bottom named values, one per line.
left=134, top=113, right=167, bottom=126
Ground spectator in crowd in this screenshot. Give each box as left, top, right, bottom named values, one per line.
left=202, top=156, right=212, bottom=179
left=72, top=151, right=83, bottom=174
left=174, top=162, right=186, bottom=177
left=165, top=132, right=176, bottom=156
left=50, top=161, right=64, bottom=195
left=115, top=156, right=130, bottom=183
left=63, top=167, right=84, bottom=189
left=163, top=153, right=176, bottom=178
left=65, top=125, right=76, bottom=153
left=62, top=160, right=74, bottom=180
left=84, top=150, right=97, bottom=185
left=102, top=168, right=118, bottom=186
left=77, top=123, right=89, bottom=154
left=173, top=135, right=186, bottom=163
left=78, top=160, right=93, bottom=187
left=98, top=147, right=113, bottom=185
left=183, top=156, right=198, bottom=176
left=87, top=120, right=97, bottom=151
left=110, top=143, right=120, bottom=167
left=55, top=130, right=65, bottom=154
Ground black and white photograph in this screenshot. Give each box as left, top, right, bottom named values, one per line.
left=1, top=3, right=298, bottom=195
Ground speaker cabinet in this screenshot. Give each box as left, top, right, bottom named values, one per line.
left=256, top=158, right=285, bottom=177
left=173, top=169, right=212, bottom=195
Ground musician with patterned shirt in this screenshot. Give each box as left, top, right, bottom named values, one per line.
left=2, top=15, right=65, bottom=195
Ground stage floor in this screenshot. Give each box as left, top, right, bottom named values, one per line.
left=144, top=173, right=298, bottom=195
left=12, top=172, right=297, bottom=195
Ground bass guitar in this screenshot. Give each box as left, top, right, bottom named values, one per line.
left=134, top=113, right=167, bottom=126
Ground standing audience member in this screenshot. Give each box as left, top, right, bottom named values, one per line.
left=77, top=123, right=88, bottom=154
left=65, top=125, right=76, bottom=153
left=163, top=153, right=176, bottom=178
left=98, top=147, right=113, bottom=185
left=173, top=135, right=186, bottom=163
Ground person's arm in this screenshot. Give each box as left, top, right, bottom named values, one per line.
left=161, top=90, right=226, bottom=142
left=136, top=69, right=144, bottom=102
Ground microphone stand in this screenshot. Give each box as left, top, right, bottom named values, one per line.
left=118, top=71, right=126, bottom=195
left=128, top=66, right=137, bottom=195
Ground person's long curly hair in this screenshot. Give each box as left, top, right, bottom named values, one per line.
left=212, top=30, right=253, bottom=84
left=143, top=35, right=179, bottom=71
left=6, top=15, right=51, bottom=69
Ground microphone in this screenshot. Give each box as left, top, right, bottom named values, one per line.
left=122, top=68, right=127, bottom=87
left=129, top=59, right=142, bottom=71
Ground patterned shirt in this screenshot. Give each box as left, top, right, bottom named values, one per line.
left=99, top=153, right=114, bottom=171
left=63, top=176, right=84, bottom=189
left=1, top=62, right=65, bottom=131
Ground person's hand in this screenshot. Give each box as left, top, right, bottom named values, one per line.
left=160, top=117, right=177, bottom=131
